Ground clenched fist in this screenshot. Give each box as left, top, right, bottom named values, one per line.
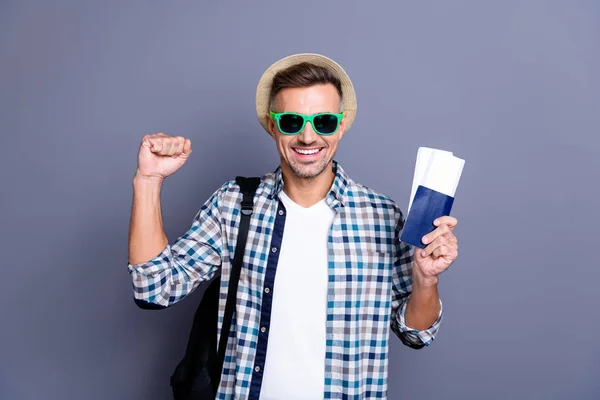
left=135, top=133, right=192, bottom=181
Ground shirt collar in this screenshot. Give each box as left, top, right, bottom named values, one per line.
left=269, top=160, right=349, bottom=209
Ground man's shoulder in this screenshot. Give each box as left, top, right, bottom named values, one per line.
left=209, top=170, right=277, bottom=204
left=345, top=177, right=398, bottom=207
left=345, top=178, right=404, bottom=217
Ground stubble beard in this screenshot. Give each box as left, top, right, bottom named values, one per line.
left=288, top=155, right=331, bottom=179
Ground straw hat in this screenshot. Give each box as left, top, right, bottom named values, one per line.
left=255, top=53, right=357, bottom=134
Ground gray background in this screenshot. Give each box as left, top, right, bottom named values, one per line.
left=1, top=0, right=599, bottom=399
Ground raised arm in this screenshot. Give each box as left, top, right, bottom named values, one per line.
left=129, top=133, right=192, bottom=265
left=126, top=134, right=224, bottom=309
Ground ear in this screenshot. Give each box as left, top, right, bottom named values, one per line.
left=267, top=114, right=277, bottom=139
left=338, top=113, right=347, bottom=139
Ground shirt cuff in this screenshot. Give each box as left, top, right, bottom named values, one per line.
left=127, top=244, right=173, bottom=276
left=396, top=296, right=443, bottom=347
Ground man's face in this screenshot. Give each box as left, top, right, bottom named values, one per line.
left=268, top=83, right=346, bottom=179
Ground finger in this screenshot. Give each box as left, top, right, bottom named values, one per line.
left=172, top=136, right=185, bottom=157
left=421, top=235, right=448, bottom=258
left=432, top=245, right=445, bottom=259
left=166, top=138, right=180, bottom=156
left=432, top=245, right=453, bottom=260
left=141, top=135, right=152, bottom=149
left=151, top=138, right=173, bottom=155
left=427, top=235, right=457, bottom=260
left=446, top=238, right=458, bottom=251
left=183, top=138, right=192, bottom=155
left=443, top=231, right=458, bottom=246
left=145, top=132, right=168, bottom=145
left=422, top=224, right=451, bottom=246
left=433, top=216, right=458, bottom=230
left=440, top=234, right=458, bottom=251
left=148, top=137, right=164, bottom=153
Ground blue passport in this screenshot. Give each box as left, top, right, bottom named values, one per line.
left=400, top=185, right=454, bottom=248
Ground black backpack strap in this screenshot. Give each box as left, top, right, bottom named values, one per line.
left=211, top=176, right=261, bottom=391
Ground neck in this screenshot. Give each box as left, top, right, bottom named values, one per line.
left=281, top=162, right=335, bottom=208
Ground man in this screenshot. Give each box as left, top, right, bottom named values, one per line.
left=127, top=53, right=459, bottom=399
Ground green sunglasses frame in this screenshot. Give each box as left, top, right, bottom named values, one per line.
left=269, top=111, right=344, bottom=136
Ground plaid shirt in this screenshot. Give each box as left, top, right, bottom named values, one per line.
left=128, top=161, right=442, bottom=399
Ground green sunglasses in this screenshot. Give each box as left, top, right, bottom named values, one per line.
left=270, top=111, right=344, bottom=136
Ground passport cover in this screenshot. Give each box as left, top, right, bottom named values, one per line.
left=400, top=185, right=454, bottom=248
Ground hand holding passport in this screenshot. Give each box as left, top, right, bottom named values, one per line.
left=400, top=147, right=465, bottom=249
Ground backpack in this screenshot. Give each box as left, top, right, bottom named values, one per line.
left=169, top=176, right=261, bottom=399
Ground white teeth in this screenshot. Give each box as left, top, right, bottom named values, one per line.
left=295, top=148, right=320, bottom=155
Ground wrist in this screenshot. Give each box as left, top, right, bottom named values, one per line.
left=133, top=172, right=164, bottom=186
left=412, top=265, right=439, bottom=290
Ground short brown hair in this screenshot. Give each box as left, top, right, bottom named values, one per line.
left=269, top=62, right=343, bottom=111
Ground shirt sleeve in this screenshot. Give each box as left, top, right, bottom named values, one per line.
left=390, top=208, right=443, bottom=349
left=126, top=182, right=230, bottom=309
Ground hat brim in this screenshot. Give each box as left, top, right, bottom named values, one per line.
left=256, top=53, right=357, bottom=134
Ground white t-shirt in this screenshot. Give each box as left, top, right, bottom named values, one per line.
left=259, top=190, right=335, bottom=400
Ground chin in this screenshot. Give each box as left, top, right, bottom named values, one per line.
left=288, top=159, right=331, bottom=179
left=290, top=167, right=321, bottom=179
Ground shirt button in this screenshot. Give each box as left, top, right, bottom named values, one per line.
left=278, top=210, right=284, bottom=216
left=261, top=327, right=267, bottom=333
left=255, top=366, right=261, bottom=372
left=271, top=247, right=278, bottom=253
left=264, top=287, right=270, bottom=294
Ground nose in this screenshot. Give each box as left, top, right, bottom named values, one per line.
left=298, top=120, right=318, bottom=144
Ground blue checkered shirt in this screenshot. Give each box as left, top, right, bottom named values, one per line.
left=128, top=161, right=442, bottom=399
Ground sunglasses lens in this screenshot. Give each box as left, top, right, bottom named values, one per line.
left=278, top=114, right=304, bottom=134
left=313, top=114, right=339, bottom=135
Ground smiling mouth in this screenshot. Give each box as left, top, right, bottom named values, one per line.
left=293, top=148, right=322, bottom=155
